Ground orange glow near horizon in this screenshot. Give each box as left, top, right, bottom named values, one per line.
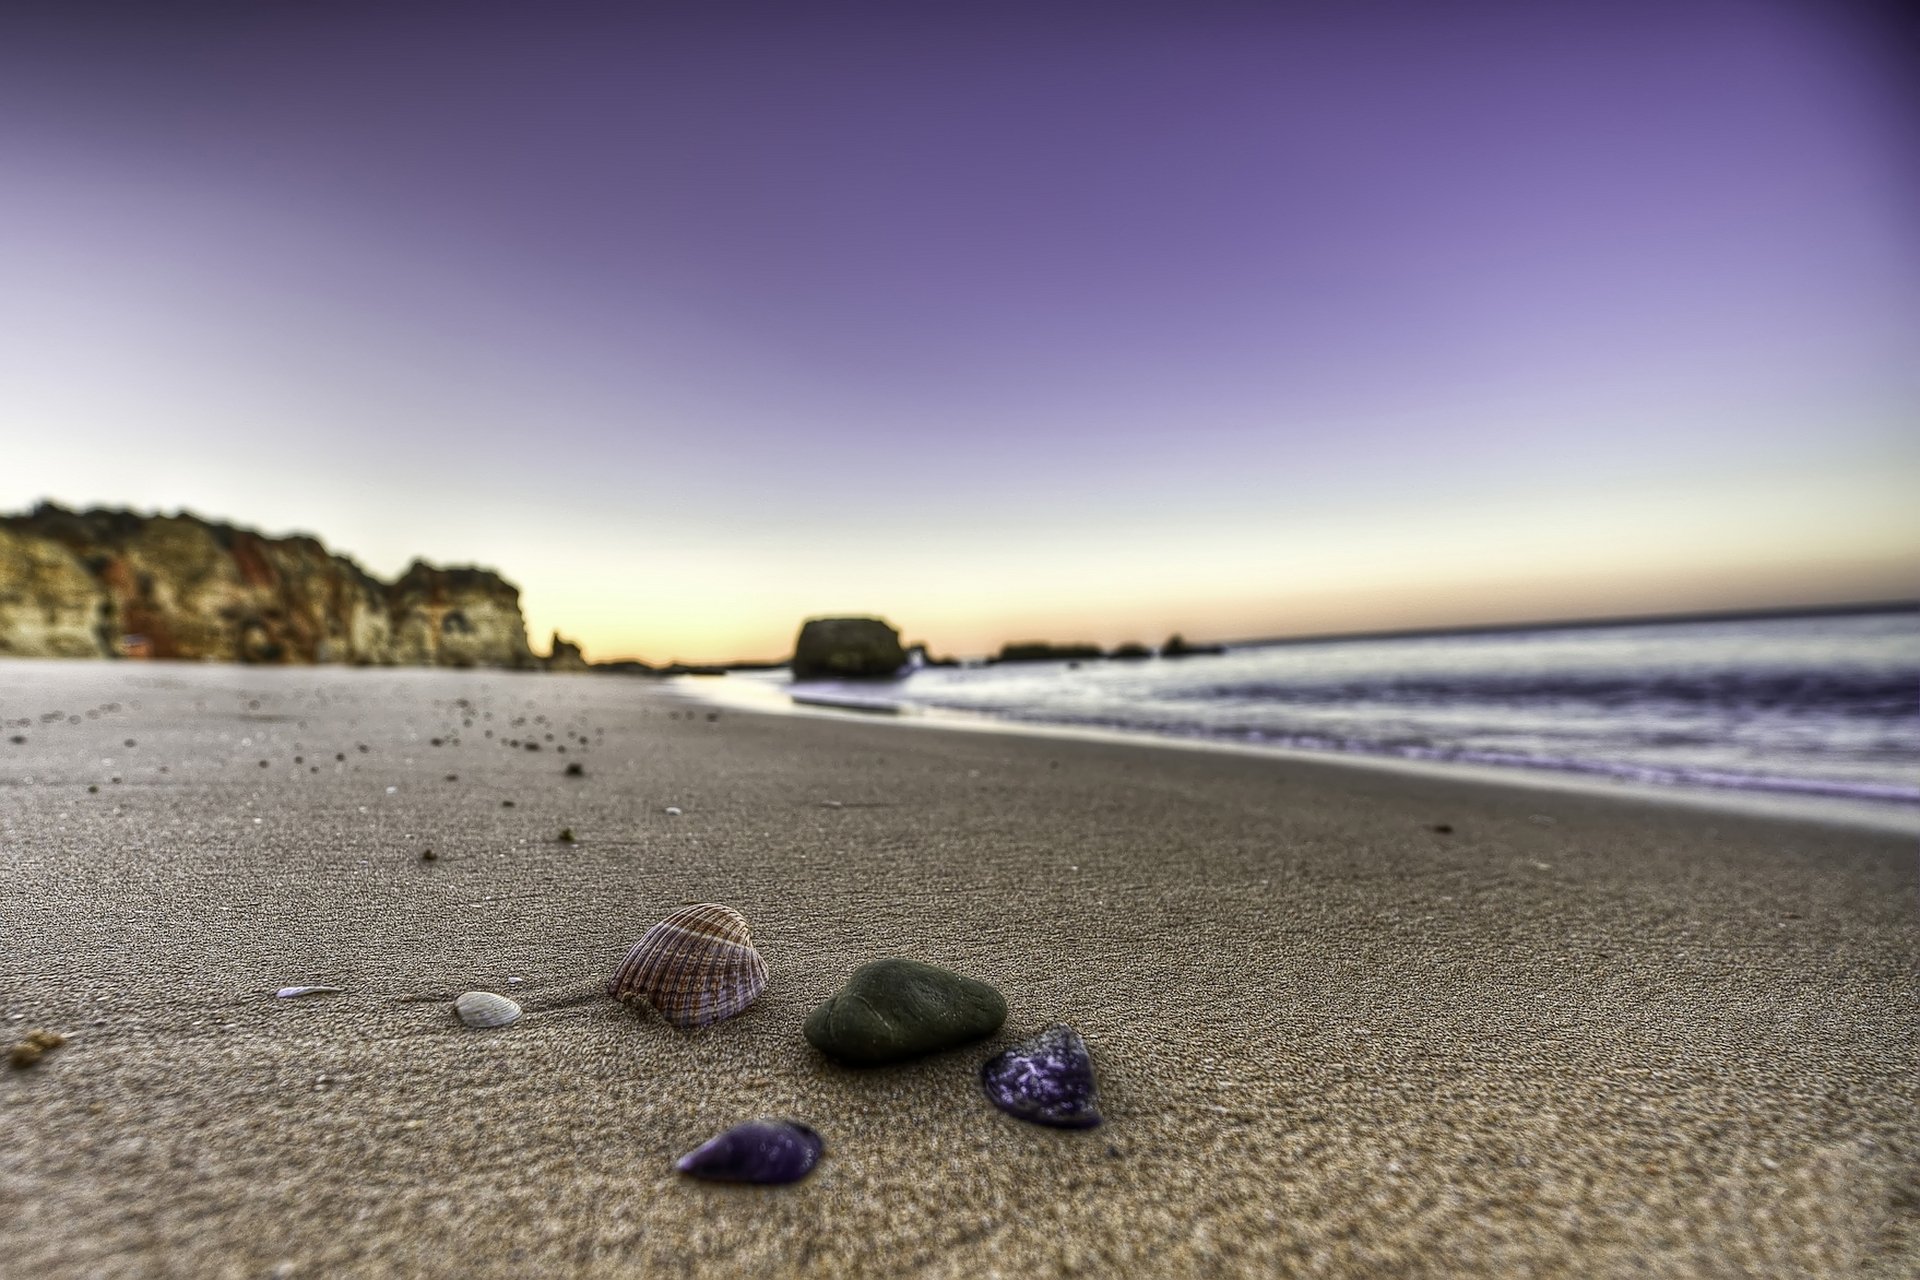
left=528, top=464, right=1919, bottom=664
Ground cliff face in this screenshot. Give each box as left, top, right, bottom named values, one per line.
left=543, top=632, right=591, bottom=673
left=0, top=504, right=538, bottom=668
left=386, top=561, right=535, bottom=669
left=0, top=525, right=112, bottom=658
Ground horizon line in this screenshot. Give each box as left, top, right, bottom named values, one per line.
left=644, top=597, right=1917, bottom=669
left=1219, top=597, right=1920, bottom=653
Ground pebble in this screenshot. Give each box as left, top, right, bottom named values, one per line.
left=805, top=958, right=1006, bottom=1065
left=676, top=1119, right=822, bottom=1184
left=981, top=1025, right=1103, bottom=1128
left=7, top=1029, right=68, bottom=1070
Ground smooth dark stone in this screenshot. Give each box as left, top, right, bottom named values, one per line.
left=804, top=958, right=1007, bottom=1065
left=982, top=1025, right=1102, bottom=1128
left=675, top=1119, right=822, bottom=1184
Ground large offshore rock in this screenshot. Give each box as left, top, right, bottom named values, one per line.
left=0, top=503, right=537, bottom=667
left=790, top=617, right=907, bottom=680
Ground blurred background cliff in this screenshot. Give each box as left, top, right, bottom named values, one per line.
left=0, top=503, right=588, bottom=670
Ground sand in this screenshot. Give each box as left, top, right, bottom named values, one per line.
left=1, top=661, right=1915, bottom=1279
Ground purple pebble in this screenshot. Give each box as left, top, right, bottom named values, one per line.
left=981, top=1025, right=1103, bottom=1128
left=675, top=1119, right=823, bottom=1184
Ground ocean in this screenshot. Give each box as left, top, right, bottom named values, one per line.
left=701, top=609, right=1920, bottom=821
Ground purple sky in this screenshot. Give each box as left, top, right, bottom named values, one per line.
left=3, top=2, right=1915, bottom=660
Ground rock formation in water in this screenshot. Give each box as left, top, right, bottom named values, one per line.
left=0, top=503, right=540, bottom=667
left=790, top=616, right=907, bottom=680
left=991, top=640, right=1106, bottom=664
left=1160, top=632, right=1226, bottom=658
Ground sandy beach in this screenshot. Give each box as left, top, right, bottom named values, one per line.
left=1, top=660, right=1914, bottom=1279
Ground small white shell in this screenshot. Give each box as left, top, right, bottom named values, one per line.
left=454, top=990, right=523, bottom=1029
left=275, top=986, right=344, bottom=999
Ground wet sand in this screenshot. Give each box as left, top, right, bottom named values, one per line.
left=1, top=661, right=1915, bottom=1278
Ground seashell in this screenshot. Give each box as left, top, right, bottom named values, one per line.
left=676, top=1119, right=822, bottom=1184
left=981, top=1024, right=1102, bottom=1128
left=275, top=986, right=344, bottom=999
left=607, top=903, right=768, bottom=1030
left=454, top=990, right=522, bottom=1029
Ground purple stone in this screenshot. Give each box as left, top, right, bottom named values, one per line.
left=675, top=1119, right=823, bottom=1184
left=981, top=1025, right=1102, bottom=1129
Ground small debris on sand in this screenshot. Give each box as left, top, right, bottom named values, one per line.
left=558, top=827, right=577, bottom=843
left=275, top=986, right=345, bottom=999
left=9, top=1029, right=68, bottom=1069
left=564, top=763, right=584, bottom=777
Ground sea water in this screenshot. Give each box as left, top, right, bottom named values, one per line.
left=723, top=609, right=1919, bottom=816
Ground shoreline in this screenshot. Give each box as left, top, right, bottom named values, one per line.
left=3, top=661, right=1915, bottom=1277
left=672, top=672, right=1920, bottom=837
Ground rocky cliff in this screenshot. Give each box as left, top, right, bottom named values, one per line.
left=543, top=632, right=591, bottom=673
left=0, top=504, right=540, bottom=668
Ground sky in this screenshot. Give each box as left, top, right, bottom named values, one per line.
left=2, top=1, right=1915, bottom=662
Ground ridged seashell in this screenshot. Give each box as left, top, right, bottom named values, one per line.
left=607, top=903, right=769, bottom=1030
left=981, top=1025, right=1102, bottom=1128
left=676, top=1119, right=822, bottom=1184
left=454, top=990, right=523, bottom=1029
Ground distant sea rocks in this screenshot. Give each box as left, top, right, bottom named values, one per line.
left=994, top=640, right=1106, bottom=664
left=1160, top=632, right=1226, bottom=658
left=984, top=634, right=1226, bottom=665
left=791, top=616, right=907, bottom=680
left=0, top=502, right=542, bottom=668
